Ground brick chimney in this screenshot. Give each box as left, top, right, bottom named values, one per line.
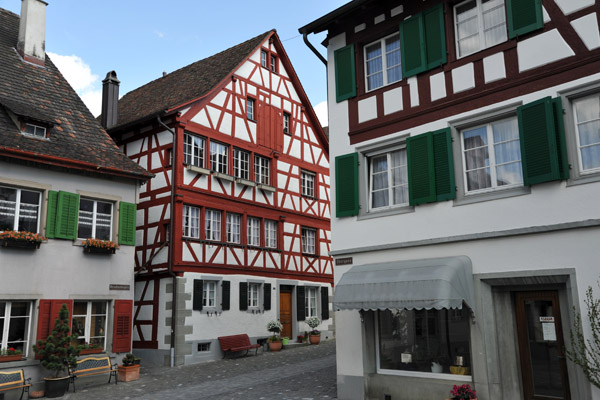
left=101, top=71, right=120, bottom=129
left=17, top=0, right=47, bottom=65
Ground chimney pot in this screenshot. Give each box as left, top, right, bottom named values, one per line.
left=101, top=71, right=120, bottom=129
left=17, top=0, right=48, bottom=65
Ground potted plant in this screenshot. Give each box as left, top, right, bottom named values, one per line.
left=33, top=304, right=80, bottom=398
left=117, top=353, right=141, bottom=382
left=0, top=230, right=45, bottom=249
left=306, top=316, right=321, bottom=345
left=297, top=334, right=304, bottom=343
left=79, top=342, right=103, bottom=355
left=447, top=384, right=477, bottom=400
left=0, top=347, right=23, bottom=362
left=266, top=320, right=283, bottom=352
left=82, top=238, right=116, bottom=254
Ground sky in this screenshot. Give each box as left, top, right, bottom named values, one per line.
left=2, top=0, right=346, bottom=127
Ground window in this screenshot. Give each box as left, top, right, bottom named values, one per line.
left=283, top=113, right=291, bottom=134
left=247, top=98, right=255, bottom=121
left=71, top=301, right=107, bottom=348
left=0, top=301, right=31, bottom=355
left=305, top=287, right=318, bottom=318
left=247, top=217, right=260, bottom=247
left=226, top=213, right=241, bottom=244
left=210, top=141, right=228, bottom=174
left=78, top=199, right=112, bottom=240
left=270, top=54, right=277, bottom=73
left=377, top=308, right=471, bottom=375
left=184, top=133, right=205, bottom=167
left=265, top=220, right=277, bottom=248
left=23, top=123, right=46, bottom=138
left=0, top=186, right=41, bottom=232
left=364, top=33, right=402, bottom=91
left=369, top=149, right=408, bottom=209
left=254, top=155, right=270, bottom=185
left=261, top=51, right=268, bottom=69
left=454, top=0, right=507, bottom=58
left=248, top=283, right=260, bottom=309
left=205, top=209, right=221, bottom=241
left=233, top=149, right=250, bottom=180
left=182, top=205, right=200, bottom=238
left=301, top=170, right=316, bottom=198
left=301, top=227, right=316, bottom=255
left=197, top=343, right=210, bottom=352
left=203, top=281, right=217, bottom=308
left=573, top=94, right=600, bottom=173
left=461, top=117, right=522, bottom=192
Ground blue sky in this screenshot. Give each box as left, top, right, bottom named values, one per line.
left=3, top=0, right=345, bottom=125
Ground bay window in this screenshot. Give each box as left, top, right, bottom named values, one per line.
left=71, top=301, right=107, bottom=348
left=0, top=186, right=41, bottom=233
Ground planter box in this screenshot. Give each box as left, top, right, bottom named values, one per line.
left=0, top=354, right=23, bottom=362
left=84, top=246, right=115, bottom=254
left=1, top=239, right=40, bottom=249
left=80, top=348, right=103, bottom=355
left=117, top=364, right=140, bottom=382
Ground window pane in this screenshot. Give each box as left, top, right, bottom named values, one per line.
left=575, top=96, right=600, bottom=123
left=0, top=187, right=17, bottom=231
left=10, top=302, right=28, bottom=317
left=466, top=168, right=492, bottom=190
left=578, top=120, right=600, bottom=147
left=492, top=118, right=519, bottom=142
left=372, top=190, right=389, bottom=208
left=91, top=316, right=106, bottom=337
left=372, top=171, right=388, bottom=191
left=7, top=317, right=27, bottom=342
left=92, top=301, right=107, bottom=315
left=463, top=127, right=488, bottom=149
left=464, top=148, right=490, bottom=170
left=581, top=145, right=600, bottom=170
left=496, top=162, right=523, bottom=186
left=18, top=191, right=40, bottom=232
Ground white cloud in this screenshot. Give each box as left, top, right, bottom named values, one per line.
left=313, top=101, right=328, bottom=128
left=48, top=52, right=102, bottom=117
left=154, top=30, right=165, bottom=38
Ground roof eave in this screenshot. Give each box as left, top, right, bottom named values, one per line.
left=298, top=0, right=370, bottom=35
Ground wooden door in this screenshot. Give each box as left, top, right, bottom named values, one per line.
left=279, top=291, right=292, bottom=339
left=515, top=291, right=570, bottom=400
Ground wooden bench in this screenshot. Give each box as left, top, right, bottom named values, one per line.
left=218, top=334, right=261, bottom=358
left=0, top=369, right=31, bottom=400
left=68, top=356, right=117, bottom=392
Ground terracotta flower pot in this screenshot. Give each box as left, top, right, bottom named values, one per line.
left=0, top=354, right=22, bottom=362
left=309, top=335, right=321, bottom=345
left=118, top=364, right=140, bottom=382
left=268, top=341, right=282, bottom=352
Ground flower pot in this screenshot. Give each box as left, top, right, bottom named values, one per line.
left=44, top=376, right=70, bottom=398
left=1, top=239, right=40, bottom=249
left=0, top=354, right=22, bottom=362
left=118, top=364, right=140, bottom=382
left=282, top=337, right=289, bottom=345
left=268, top=341, right=282, bottom=352
left=84, top=246, right=115, bottom=254
left=80, top=348, right=103, bottom=355
left=309, top=335, right=321, bottom=345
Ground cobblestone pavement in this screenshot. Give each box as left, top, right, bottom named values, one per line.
left=61, top=339, right=337, bottom=400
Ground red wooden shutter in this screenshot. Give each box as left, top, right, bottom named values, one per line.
left=113, top=300, right=133, bottom=353
left=36, top=299, right=73, bottom=358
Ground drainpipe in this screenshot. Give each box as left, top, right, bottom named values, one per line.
left=157, top=114, right=177, bottom=368
left=302, top=32, right=327, bottom=66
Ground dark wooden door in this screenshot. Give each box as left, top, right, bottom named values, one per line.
left=279, top=291, right=292, bottom=339
left=515, top=291, right=570, bottom=400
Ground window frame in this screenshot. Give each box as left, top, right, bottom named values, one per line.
left=367, top=146, right=409, bottom=212
left=22, top=123, right=47, bottom=138
left=233, top=148, right=250, bottom=180
left=248, top=282, right=261, bottom=310
left=270, top=54, right=278, bottom=73
left=184, top=132, right=206, bottom=168
left=226, top=212, right=241, bottom=244
left=71, top=301, right=108, bottom=349
left=304, top=287, right=319, bottom=318
left=247, top=216, right=261, bottom=247
left=260, top=50, right=268, bottom=69
left=301, top=170, right=316, bottom=198
left=77, top=198, right=113, bottom=241
left=301, top=227, right=316, bottom=255
left=254, top=155, right=271, bottom=185
left=283, top=112, right=291, bottom=135
left=247, top=98, right=256, bottom=121
left=210, top=141, right=229, bottom=174
left=204, top=209, right=222, bottom=242
left=264, top=220, right=278, bottom=249
left=202, top=280, right=218, bottom=309
left=0, top=301, right=32, bottom=356
left=0, top=185, right=42, bottom=233
left=453, top=0, right=508, bottom=59
left=182, top=205, right=200, bottom=239
left=363, top=32, right=402, bottom=92
left=572, top=93, right=600, bottom=176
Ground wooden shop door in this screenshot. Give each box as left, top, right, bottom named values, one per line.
left=515, top=291, right=570, bottom=400
left=279, top=290, right=292, bottom=339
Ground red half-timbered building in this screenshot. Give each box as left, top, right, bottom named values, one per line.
left=105, top=30, right=332, bottom=366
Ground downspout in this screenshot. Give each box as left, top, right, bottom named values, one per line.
left=302, top=32, right=327, bottom=66
left=157, top=115, right=177, bottom=368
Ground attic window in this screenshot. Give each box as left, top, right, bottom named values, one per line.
left=260, top=48, right=278, bottom=74
left=22, top=123, right=47, bottom=138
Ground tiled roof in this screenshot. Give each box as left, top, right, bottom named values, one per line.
left=0, top=8, right=151, bottom=180
left=113, top=30, right=273, bottom=129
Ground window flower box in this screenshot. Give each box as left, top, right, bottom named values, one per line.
left=83, top=238, right=116, bottom=254
left=0, top=231, right=45, bottom=250
left=79, top=347, right=103, bottom=355
left=0, top=347, right=23, bottom=362
left=0, top=354, right=22, bottom=362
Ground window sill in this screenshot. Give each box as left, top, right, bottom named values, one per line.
left=566, top=172, right=600, bottom=187
left=185, top=164, right=211, bottom=176
left=257, top=184, right=276, bottom=192
left=212, top=172, right=235, bottom=182
left=235, top=178, right=256, bottom=187
left=453, top=186, right=530, bottom=207
left=358, top=205, right=414, bottom=220
left=376, top=368, right=472, bottom=382
left=301, top=195, right=318, bottom=201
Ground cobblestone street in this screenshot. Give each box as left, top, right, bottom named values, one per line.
left=60, top=339, right=336, bottom=400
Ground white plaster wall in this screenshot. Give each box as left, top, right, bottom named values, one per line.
left=571, top=13, right=600, bottom=50
left=518, top=29, right=575, bottom=72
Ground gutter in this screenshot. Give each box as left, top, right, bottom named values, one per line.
left=156, top=114, right=178, bottom=368
left=302, top=33, right=327, bottom=66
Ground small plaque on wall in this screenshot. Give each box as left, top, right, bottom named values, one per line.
left=335, top=257, right=353, bottom=266
left=109, top=284, right=130, bottom=291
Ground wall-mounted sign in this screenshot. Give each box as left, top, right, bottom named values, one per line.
left=109, top=284, right=130, bottom=291
left=539, top=316, right=555, bottom=323
left=335, top=257, right=353, bottom=266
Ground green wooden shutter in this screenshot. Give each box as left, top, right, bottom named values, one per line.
left=263, top=283, right=271, bottom=311
left=296, top=286, right=306, bottom=321
left=55, top=191, right=79, bottom=240
left=239, top=282, right=248, bottom=311
left=400, top=13, right=426, bottom=78
left=518, top=97, right=561, bottom=185
left=335, top=153, right=359, bottom=217
left=193, top=280, right=203, bottom=311
left=119, top=202, right=137, bottom=246
left=552, top=97, right=570, bottom=180
left=507, top=0, right=543, bottom=39
left=407, top=133, right=436, bottom=205
left=221, top=281, right=230, bottom=311
left=423, top=3, right=447, bottom=70
left=46, top=190, right=58, bottom=239
left=431, top=128, right=456, bottom=201
left=334, top=45, right=357, bottom=103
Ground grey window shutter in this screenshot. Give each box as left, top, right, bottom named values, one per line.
left=320, top=287, right=329, bottom=320
left=263, top=283, right=271, bottom=311
left=193, top=280, right=203, bottom=311
left=296, top=286, right=306, bottom=321
left=239, top=282, right=248, bottom=311
left=221, top=281, right=230, bottom=311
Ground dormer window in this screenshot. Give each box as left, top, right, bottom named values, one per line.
left=22, top=123, right=47, bottom=138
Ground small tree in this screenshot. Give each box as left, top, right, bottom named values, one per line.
left=33, top=304, right=80, bottom=378
left=566, top=283, right=600, bottom=389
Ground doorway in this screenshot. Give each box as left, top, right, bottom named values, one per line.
left=279, top=287, right=293, bottom=339
left=515, top=291, right=570, bottom=400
